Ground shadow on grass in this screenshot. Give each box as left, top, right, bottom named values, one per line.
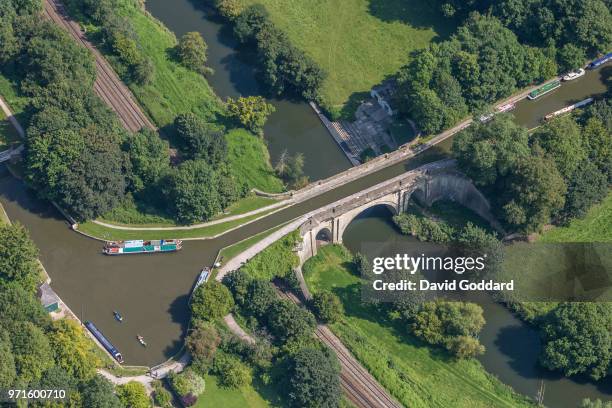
left=367, top=0, right=456, bottom=40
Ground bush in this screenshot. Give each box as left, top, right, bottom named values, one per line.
left=393, top=213, right=454, bottom=243
left=226, top=96, right=275, bottom=135
left=311, top=291, right=344, bottom=324
left=151, top=381, right=172, bottom=408
left=212, top=352, right=252, bottom=388
left=116, top=381, right=151, bottom=408
left=186, top=321, right=221, bottom=373
left=169, top=368, right=205, bottom=397
left=191, top=281, right=234, bottom=322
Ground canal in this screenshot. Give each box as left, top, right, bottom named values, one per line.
left=0, top=0, right=609, bottom=405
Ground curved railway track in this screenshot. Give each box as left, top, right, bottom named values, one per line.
left=42, top=0, right=156, bottom=133
left=275, top=285, right=403, bottom=408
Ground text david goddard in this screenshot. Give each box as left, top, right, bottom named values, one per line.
left=372, top=279, right=515, bottom=292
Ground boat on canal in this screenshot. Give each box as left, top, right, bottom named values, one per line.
left=194, top=267, right=211, bottom=291
left=137, top=335, right=147, bottom=347
left=113, top=310, right=123, bottom=322
left=103, top=239, right=182, bottom=255
left=496, top=102, right=515, bottom=113
left=544, top=97, right=594, bottom=121
left=588, top=52, right=612, bottom=69
left=84, top=321, right=124, bottom=363
left=527, top=80, right=561, bottom=100
left=562, top=68, right=585, bottom=81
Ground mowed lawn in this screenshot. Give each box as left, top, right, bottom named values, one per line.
left=540, top=192, right=612, bottom=243
left=303, top=245, right=535, bottom=408
left=239, top=0, right=453, bottom=111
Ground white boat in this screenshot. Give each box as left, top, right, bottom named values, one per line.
left=478, top=113, right=494, bottom=123
left=562, top=68, right=585, bottom=81
left=496, top=103, right=515, bottom=113
left=137, top=335, right=147, bottom=347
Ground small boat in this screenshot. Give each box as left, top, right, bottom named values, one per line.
left=544, top=97, right=594, bottom=121
left=137, top=335, right=147, bottom=347
left=562, top=68, right=585, bottom=81
left=478, top=113, right=494, bottom=123
left=194, top=268, right=211, bottom=291
left=103, top=239, right=182, bottom=255
left=113, top=311, right=123, bottom=322
left=496, top=102, right=515, bottom=113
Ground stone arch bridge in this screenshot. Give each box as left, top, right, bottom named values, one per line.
left=296, top=159, right=499, bottom=262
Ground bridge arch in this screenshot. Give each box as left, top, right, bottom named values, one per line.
left=336, top=198, right=400, bottom=242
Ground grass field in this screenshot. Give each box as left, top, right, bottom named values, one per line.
left=238, top=0, right=453, bottom=114
left=539, top=192, right=612, bottom=243
left=303, top=245, right=535, bottom=408
left=193, top=375, right=279, bottom=408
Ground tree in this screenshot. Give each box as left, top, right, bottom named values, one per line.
left=215, top=0, right=244, bottom=19
left=222, top=270, right=252, bottom=306
left=0, top=330, right=16, bottom=389
left=288, top=347, right=341, bottom=408
left=540, top=302, right=611, bottom=380
left=267, top=299, right=316, bottom=343
left=11, top=321, right=54, bottom=384
left=35, top=366, right=80, bottom=405
left=186, top=320, right=221, bottom=373
left=411, top=301, right=486, bottom=358
left=226, top=96, right=275, bottom=135
left=453, top=115, right=530, bottom=186
left=580, top=399, right=612, bottom=408
left=174, top=113, right=227, bottom=164
left=500, top=150, right=567, bottom=232
left=124, top=128, right=170, bottom=193
left=163, top=160, right=222, bottom=223
left=131, top=57, right=154, bottom=85
left=276, top=152, right=307, bottom=188
left=531, top=116, right=586, bottom=180
left=211, top=352, right=252, bottom=388
left=560, top=160, right=608, bottom=223
left=582, top=117, right=612, bottom=183
left=557, top=43, right=586, bottom=72
left=50, top=319, right=100, bottom=381
left=0, top=223, right=40, bottom=292
left=81, top=375, right=123, bottom=408
left=191, top=280, right=234, bottom=322
left=0, top=282, right=50, bottom=331
left=311, top=291, right=344, bottom=324
left=116, top=382, right=151, bottom=408
left=244, top=279, right=277, bottom=317
left=176, top=32, right=211, bottom=74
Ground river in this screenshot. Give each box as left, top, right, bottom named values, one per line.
left=0, top=0, right=610, bottom=405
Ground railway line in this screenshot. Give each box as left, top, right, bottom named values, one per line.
left=274, top=284, right=403, bottom=408
left=42, top=0, right=156, bottom=133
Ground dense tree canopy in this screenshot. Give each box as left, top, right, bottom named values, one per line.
left=540, top=303, right=611, bottom=380
left=287, top=347, right=341, bottom=408
left=176, top=31, right=211, bottom=75
left=0, top=223, right=40, bottom=292
left=186, top=320, right=221, bottom=373
left=226, top=96, right=275, bottom=135
left=267, top=299, right=317, bottom=343
left=191, top=280, right=235, bottom=322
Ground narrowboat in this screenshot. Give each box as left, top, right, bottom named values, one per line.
left=588, top=53, right=612, bottom=69
left=544, top=98, right=594, bottom=121
left=527, top=80, right=561, bottom=100
left=103, top=239, right=182, bottom=255
left=496, top=102, right=515, bottom=113
left=85, top=321, right=124, bottom=363
left=194, top=268, right=211, bottom=291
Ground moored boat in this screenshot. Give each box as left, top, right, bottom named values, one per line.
left=85, top=321, right=123, bottom=363
left=588, top=52, right=612, bottom=69
left=562, top=68, right=585, bottom=81
left=543, top=97, right=594, bottom=121
left=496, top=102, right=515, bottom=113
left=528, top=80, right=561, bottom=100
left=194, top=267, right=211, bottom=291
left=103, top=239, right=182, bottom=255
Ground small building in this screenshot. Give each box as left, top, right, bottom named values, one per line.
left=370, top=81, right=396, bottom=116
left=38, top=283, right=61, bottom=313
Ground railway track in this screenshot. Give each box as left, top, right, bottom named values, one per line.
left=275, top=284, right=403, bottom=408
left=42, top=0, right=156, bottom=133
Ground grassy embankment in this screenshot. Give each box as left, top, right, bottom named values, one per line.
left=237, top=0, right=454, bottom=116
left=0, top=74, right=28, bottom=150
left=303, top=244, right=535, bottom=408
left=63, top=0, right=283, bottom=226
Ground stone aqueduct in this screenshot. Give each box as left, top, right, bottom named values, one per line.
left=296, top=159, right=499, bottom=263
